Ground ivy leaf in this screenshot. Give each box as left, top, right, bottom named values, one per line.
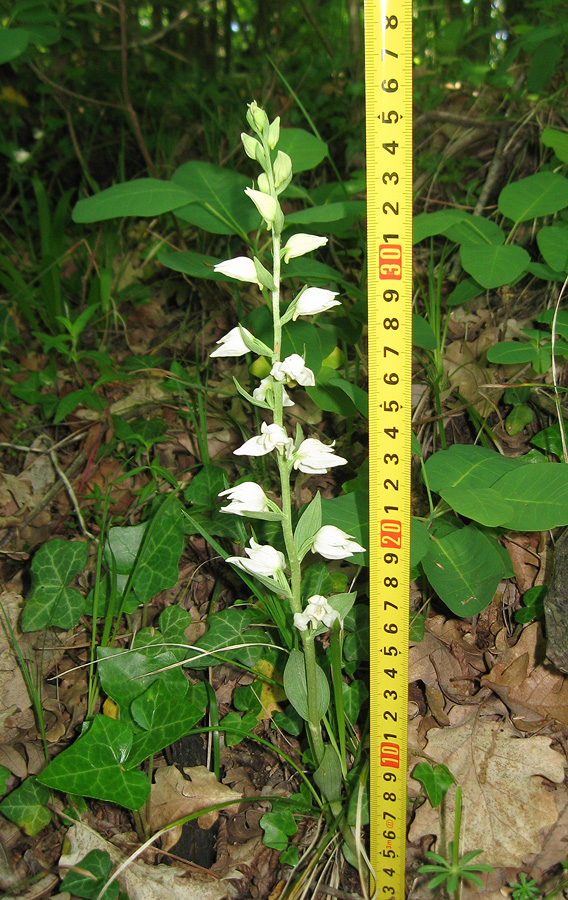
left=0, top=777, right=51, bottom=836
left=189, top=608, right=272, bottom=669
left=37, top=716, right=150, bottom=810
left=260, top=809, right=298, bottom=851
left=60, top=850, right=119, bottom=900
left=21, top=539, right=88, bottom=632
left=128, top=682, right=207, bottom=768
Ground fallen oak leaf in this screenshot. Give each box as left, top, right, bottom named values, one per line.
left=409, top=713, right=565, bottom=868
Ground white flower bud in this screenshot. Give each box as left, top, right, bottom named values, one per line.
left=210, top=326, right=254, bottom=358
left=245, top=187, right=278, bottom=226
left=257, top=173, right=270, bottom=194
left=226, top=537, right=286, bottom=578
left=246, top=101, right=269, bottom=137
left=292, top=287, right=341, bottom=320
left=13, top=148, right=30, bottom=164
left=252, top=376, right=295, bottom=408
left=283, top=234, right=328, bottom=263
left=218, top=482, right=271, bottom=516
left=213, top=256, right=262, bottom=288
left=312, top=525, right=365, bottom=559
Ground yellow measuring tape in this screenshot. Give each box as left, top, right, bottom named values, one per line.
left=365, top=1, right=412, bottom=897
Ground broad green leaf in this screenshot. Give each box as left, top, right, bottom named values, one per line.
left=285, top=201, right=366, bottom=226
left=0, top=766, right=10, bottom=794
left=278, top=128, right=328, bottom=173
left=38, top=716, right=150, bottom=810
left=446, top=278, right=483, bottom=308
left=172, top=161, right=260, bottom=235
left=421, top=525, right=506, bottom=617
left=260, top=809, right=298, bottom=851
left=498, top=172, right=568, bottom=223
left=527, top=39, right=564, bottom=92
left=531, top=421, right=568, bottom=457
left=159, top=249, right=241, bottom=281
left=314, top=744, right=342, bottom=802
left=537, top=225, right=568, bottom=272
left=492, top=464, right=568, bottom=530
left=321, top=491, right=368, bottom=565
left=413, top=313, right=437, bottom=350
left=460, top=243, right=530, bottom=289
left=0, top=27, right=30, bottom=64
left=158, top=606, right=194, bottom=660
left=0, top=777, right=50, bottom=836
left=73, top=180, right=195, bottom=223
left=486, top=340, right=538, bottom=364
left=424, top=444, right=520, bottom=493
left=542, top=127, right=568, bottom=164
left=128, top=682, right=207, bottom=767
left=412, top=210, right=465, bottom=243
left=21, top=540, right=88, bottom=632
left=444, top=215, right=505, bottom=246
left=283, top=257, right=344, bottom=286
left=438, top=485, right=507, bottom=527
left=283, top=649, right=330, bottom=721
left=326, top=373, right=368, bottom=416
left=190, top=609, right=272, bottom=669
left=412, top=762, right=454, bottom=808
left=327, top=591, right=357, bottom=623
left=129, top=497, right=184, bottom=606
left=61, top=850, right=118, bottom=900
left=411, top=518, right=430, bottom=567
left=343, top=606, right=369, bottom=668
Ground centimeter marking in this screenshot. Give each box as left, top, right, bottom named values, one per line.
left=365, top=1, right=412, bottom=898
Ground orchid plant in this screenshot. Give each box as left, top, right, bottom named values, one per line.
left=210, top=102, right=365, bottom=855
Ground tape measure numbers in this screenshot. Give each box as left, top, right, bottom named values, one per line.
left=365, top=2, right=412, bottom=898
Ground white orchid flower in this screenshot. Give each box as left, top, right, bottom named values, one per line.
left=292, top=287, right=341, bottom=320
left=218, top=482, right=271, bottom=516
left=291, top=438, right=347, bottom=474
left=283, top=234, right=328, bottom=263
left=312, top=525, right=365, bottom=559
left=226, top=538, right=286, bottom=578
left=213, top=256, right=262, bottom=288
left=13, top=149, right=31, bottom=164
left=294, top=595, right=341, bottom=632
left=270, top=354, right=315, bottom=387
left=210, top=326, right=254, bottom=358
left=234, top=421, right=292, bottom=457
left=252, top=376, right=295, bottom=407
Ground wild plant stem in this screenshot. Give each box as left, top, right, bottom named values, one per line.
left=452, top=785, right=462, bottom=900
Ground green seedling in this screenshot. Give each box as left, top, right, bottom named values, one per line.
left=508, top=873, right=540, bottom=900
left=418, top=784, right=493, bottom=898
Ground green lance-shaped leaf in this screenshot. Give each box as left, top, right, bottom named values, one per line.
left=314, top=744, right=343, bottom=803
left=37, top=716, right=150, bottom=810
left=73, top=179, right=195, bottom=222
left=283, top=648, right=330, bottom=721
left=294, top=493, right=322, bottom=560
left=21, top=539, right=88, bottom=632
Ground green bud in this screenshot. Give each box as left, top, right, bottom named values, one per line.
left=273, top=150, right=292, bottom=192
left=257, top=173, right=270, bottom=193
left=268, top=116, right=280, bottom=149
left=241, top=132, right=264, bottom=165
left=246, top=101, right=269, bottom=138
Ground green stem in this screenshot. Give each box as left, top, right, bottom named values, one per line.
left=452, top=785, right=462, bottom=900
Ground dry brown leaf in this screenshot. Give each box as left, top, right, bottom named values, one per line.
left=59, top=822, right=237, bottom=900
left=482, top=623, right=568, bottom=726
left=149, top=765, right=242, bottom=833
left=409, top=713, right=565, bottom=868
